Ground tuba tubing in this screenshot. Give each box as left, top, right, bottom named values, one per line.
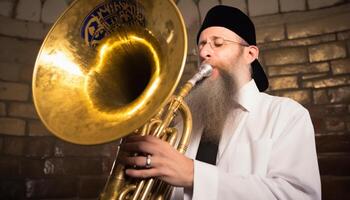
left=99, top=64, right=212, bottom=200
left=32, top=0, right=212, bottom=199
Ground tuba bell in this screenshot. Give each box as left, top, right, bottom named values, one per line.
left=32, top=0, right=212, bottom=199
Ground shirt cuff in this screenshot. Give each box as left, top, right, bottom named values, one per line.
left=192, top=160, right=218, bottom=200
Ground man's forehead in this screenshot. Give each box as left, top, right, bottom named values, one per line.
left=199, top=26, right=242, bottom=40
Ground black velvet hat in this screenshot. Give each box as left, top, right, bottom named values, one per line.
left=197, top=5, right=269, bottom=92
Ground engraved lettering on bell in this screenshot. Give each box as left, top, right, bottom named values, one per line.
left=81, top=0, right=146, bottom=48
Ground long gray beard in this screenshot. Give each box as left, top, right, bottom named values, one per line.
left=185, top=69, right=238, bottom=143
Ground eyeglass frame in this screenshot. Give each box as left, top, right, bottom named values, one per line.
left=197, top=36, right=250, bottom=51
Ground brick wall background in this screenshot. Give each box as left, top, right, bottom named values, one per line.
left=0, top=0, right=349, bottom=199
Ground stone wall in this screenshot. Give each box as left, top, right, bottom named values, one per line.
left=0, top=0, right=349, bottom=199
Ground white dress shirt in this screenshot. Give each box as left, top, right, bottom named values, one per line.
left=171, top=79, right=321, bottom=200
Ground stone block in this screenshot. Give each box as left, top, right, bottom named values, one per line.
left=322, top=176, right=350, bottom=200
left=268, top=76, right=299, bottom=90
left=0, top=179, right=25, bottom=199
left=0, top=82, right=29, bottom=101
left=309, top=42, right=347, bottom=62
left=43, top=159, right=66, bottom=175
left=311, top=116, right=325, bottom=133
left=21, top=159, right=45, bottom=177
left=316, top=134, right=350, bottom=153
left=258, top=53, right=265, bottom=66
left=41, top=0, right=68, bottom=24
left=177, top=0, right=200, bottom=53
left=20, top=66, right=34, bottom=82
left=308, top=0, right=344, bottom=9
left=318, top=154, right=350, bottom=176
left=2, top=136, right=25, bottom=155
left=313, top=89, right=329, bottom=104
left=328, top=86, right=350, bottom=103
left=259, top=34, right=336, bottom=51
left=302, top=73, right=328, bottom=80
left=178, top=0, right=200, bottom=26
left=264, top=47, right=308, bottom=66
left=28, top=120, right=51, bottom=136
left=180, top=61, right=197, bottom=85
left=102, top=156, right=114, bottom=173
left=248, top=0, right=279, bottom=16
left=79, top=177, right=106, bottom=198
left=325, top=104, right=348, bottom=115
left=8, top=102, right=38, bottom=119
left=256, top=24, right=285, bottom=44
left=198, top=0, right=218, bottom=22
left=274, top=90, right=312, bottom=105
left=0, top=102, right=5, bottom=116
left=287, top=12, right=350, bottom=39
left=25, top=178, right=78, bottom=198
left=0, top=157, right=20, bottom=177
left=25, top=137, right=54, bottom=158
left=331, top=58, right=350, bottom=75
left=307, top=104, right=348, bottom=116
left=280, top=0, right=306, bottom=12
left=325, top=118, right=346, bottom=131
left=77, top=158, right=104, bottom=175
left=15, top=0, right=41, bottom=22
left=0, top=118, right=25, bottom=136
left=0, top=36, right=41, bottom=64
left=44, top=157, right=104, bottom=175
left=0, top=62, right=22, bottom=81
left=0, top=0, right=14, bottom=17
left=337, top=30, right=350, bottom=40
left=268, top=62, right=329, bottom=76
left=0, top=16, right=50, bottom=40
left=221, top=0, right=247, bottom=13
left=303, top=76, right=349, bottom=88
left=54, top=140, right=117, bottom=157
left=43, top=159, right=55, bottom=175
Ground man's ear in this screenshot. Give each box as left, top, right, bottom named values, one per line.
left=246, top=45, right=259, bottom=64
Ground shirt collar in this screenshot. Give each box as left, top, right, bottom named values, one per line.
left=234, top=79, right=260, bottom=112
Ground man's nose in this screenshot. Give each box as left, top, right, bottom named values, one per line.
left=198, top=43, right=213, bottom=60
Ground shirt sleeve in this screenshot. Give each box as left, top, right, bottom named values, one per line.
left=191, top=106, right=321, bottom=200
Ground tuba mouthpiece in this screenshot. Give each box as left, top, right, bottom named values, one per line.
left=188, top=64, right=213, bottom=86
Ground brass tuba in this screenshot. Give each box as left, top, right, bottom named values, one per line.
left=32, top=0, right=212, bottom=199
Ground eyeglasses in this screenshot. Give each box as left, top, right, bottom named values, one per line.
left=198, top=36, right=249, bottom=50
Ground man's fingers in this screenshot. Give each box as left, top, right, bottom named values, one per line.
left=125, top=168, right=160, bottom=179
left=124, top=135, right=158, bottom=143
left=122, top=156, right=159, bottom=168
left=120, top=135, right=171, bottom=156
left=120, top=141, right=156, bottom=154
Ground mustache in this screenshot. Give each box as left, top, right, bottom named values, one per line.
left=200, top=66, right=233, bottom=85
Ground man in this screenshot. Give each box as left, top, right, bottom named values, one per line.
left=120, top=5, right=321, bottom=200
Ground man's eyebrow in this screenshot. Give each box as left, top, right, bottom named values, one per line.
left=199, top=35, right=222, bottom=41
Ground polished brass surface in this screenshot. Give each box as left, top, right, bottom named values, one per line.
left=32, top=0, right=188, bottom=145
left=99, top=83, right=194, bottom=200
left=32, top=0, right=203, bottom=199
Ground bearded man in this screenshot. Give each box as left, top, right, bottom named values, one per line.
left=119, top=5, right=321, bottom=200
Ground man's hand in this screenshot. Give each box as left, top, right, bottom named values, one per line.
left=118, top=135, right=194, bottom=188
